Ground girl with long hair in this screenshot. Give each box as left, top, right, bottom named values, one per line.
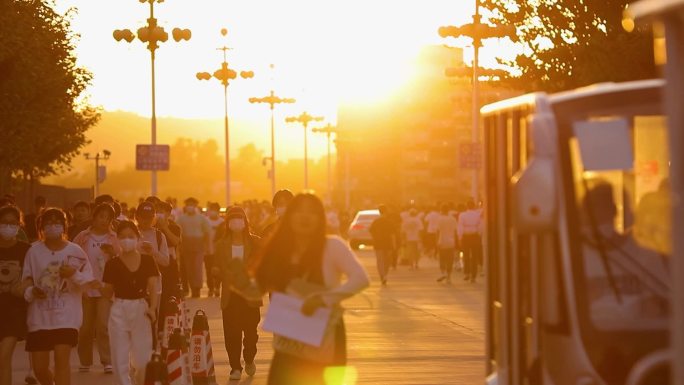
left=254, top=193, right=370, bottom=385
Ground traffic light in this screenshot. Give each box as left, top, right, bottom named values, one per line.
left=196, top=72, right=212, bottom=81
left=113, top=29, right=135, bottom=43
left=172, top=28, right=191, bottom=42
left=240, top=71, right=254, bottom=79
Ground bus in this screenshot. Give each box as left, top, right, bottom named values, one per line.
left=479, top=1, right=683, bottom=383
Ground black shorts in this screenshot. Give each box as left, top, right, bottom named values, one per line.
left=25, top=328, right=78, bottom=352
left=0, top=312, right=27, bottom=341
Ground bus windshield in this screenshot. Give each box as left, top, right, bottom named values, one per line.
left=569, top=113, right=671, bottom=331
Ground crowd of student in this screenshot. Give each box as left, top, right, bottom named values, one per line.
left=368, top=200, right=484, bottom=286
left=0, top=190, right=370, bottom=385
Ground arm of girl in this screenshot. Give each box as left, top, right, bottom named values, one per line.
left=320, top=237, right=370, bottom=307
left=146, top=275, right=159, bottom=323
left=100, top=283, right=114, bottom=299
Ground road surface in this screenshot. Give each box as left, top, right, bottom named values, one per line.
left=11, top=248, right=485, bottom=385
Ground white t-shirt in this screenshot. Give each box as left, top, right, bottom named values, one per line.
left=231, top=245, right=244, bottom=260
left=402, top=216, right=424, bottom=242
left=437, top=214, right=459, bottom=249
left=458, top=209, right=483, bottom=238
left=425, top=211, right=441, bottom=234
left=22, top=241, right=94, bottom=332
left=84, top=233, right=109, bottom=297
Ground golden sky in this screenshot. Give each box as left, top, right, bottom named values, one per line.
left=55, top=0, right=517, bottom=161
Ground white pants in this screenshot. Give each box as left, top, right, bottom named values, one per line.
left=109, top=299, right=153, bottom=385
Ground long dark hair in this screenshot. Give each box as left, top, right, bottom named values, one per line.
left=253, top=193, right=327, bottom=291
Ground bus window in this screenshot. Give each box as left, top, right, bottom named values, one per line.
left=570, top=114, right=671, bottom=331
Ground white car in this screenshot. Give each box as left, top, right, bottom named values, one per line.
left=347, top=209, right=380, bottom=250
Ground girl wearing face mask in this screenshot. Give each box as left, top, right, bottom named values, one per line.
left=0, top=205, right=30, bottom=385
left=212, top=206, right=262, bottom=381
left=21, top=208, right=95, bottom=385
left=72, top=203, right=120, bottom=374
left=100, top=221, right=159, bottom=385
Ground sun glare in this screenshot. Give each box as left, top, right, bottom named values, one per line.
left=53, top=0, right=497, bottom=161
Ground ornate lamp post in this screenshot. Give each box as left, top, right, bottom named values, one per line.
left=249, top=89, right=296, bottom=197
left=312, top=124, right=337, bottom=197
left=196, top=28, right=254, bottom=206
left=113, top=0, right=191, bottom=196
left=438, top=0, right=515, bottom=200
left=285, top=112, right=324, bottom=190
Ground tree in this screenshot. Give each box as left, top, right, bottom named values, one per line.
left=0, top=0, right=100, bottom=193
left=484, top=0, right=657, bottom=92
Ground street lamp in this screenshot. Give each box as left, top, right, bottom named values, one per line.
left=249, top=89, right=296, bottom=197
left=196, top=28, right=254, bottom=207
left=285, top=112, right=324, bottom=190
left=84, top=150, right=111, bottom=197
left=113, top=0, right=191, bottom=196
left=438, top=0, right=516, bottom=200
left=312, top=124, right=337, bottom=197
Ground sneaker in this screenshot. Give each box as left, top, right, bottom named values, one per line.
left=245, top=362, right=256, bottom=376
left=104, top=365, right=113, bottom=374
left=25, top=375, right=37, bottom=385
left=229, top=369, right=242, bottom=381
left=381, top=279, right=387, bottom=286
left=78, top=366, right=91, bottom=373
left=436, top=276, right=446, bottom=282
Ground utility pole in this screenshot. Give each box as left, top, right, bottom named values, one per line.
left=196, top=28, right=254, bottom=206
left=249, top=90, right=296, bottom=197
left=285, top=112, right=324, bottom=190
left=113, top=0, right=191, bottom=196
left=438, top=0, right=516, bottom=200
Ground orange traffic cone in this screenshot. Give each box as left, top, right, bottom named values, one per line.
left=190, top=310, right=216, bottom=385
left=144, top=352, right=168, bottom=385
left=161, top=297, right=181, bottom=357
left=166, top=328, right=189, bottom=385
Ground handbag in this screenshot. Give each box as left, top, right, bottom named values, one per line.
left=270, top=277, right=344, bottom=364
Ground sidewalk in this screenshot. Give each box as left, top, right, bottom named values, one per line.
left=11, top=250, right=485, bottom=385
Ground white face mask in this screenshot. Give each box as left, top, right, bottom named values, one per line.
left=228, top=219, right=245, bottom=232
left=119, top=238, right=138, bottom=253
left=44, top=224, right=64, bottom=239
left=275, top=206, right=286, bottom=217
left=186, top=206, right=196, bottom=214
left=208, top=210, right=219, bottom=218
left=0, top=224, right=19, bottom=240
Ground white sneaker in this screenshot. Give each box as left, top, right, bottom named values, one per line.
left=103, top=365, right=113, bottom=374
left=229, top=369, right=242, bottom=381
left=245, top=362, right=256, bottom=376
left=78, top=366, right=90, bottom=373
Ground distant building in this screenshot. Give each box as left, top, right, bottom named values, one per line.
left=334, top=45, right=519, bottom=210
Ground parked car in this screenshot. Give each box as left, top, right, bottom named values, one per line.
left=347, top=209, right=380, bottom=250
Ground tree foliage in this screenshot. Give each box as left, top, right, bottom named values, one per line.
left=0, top=0, right=100, bottom=193
left=483, top=0, right=657, bottom=92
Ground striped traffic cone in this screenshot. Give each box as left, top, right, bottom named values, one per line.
left=144, top=352, right=168, bottom=385
left=166, top=329, right=188, bottom=385
left=190, top=310, right=217, bottom=385
left=161, top=297, right=181, bottom=358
